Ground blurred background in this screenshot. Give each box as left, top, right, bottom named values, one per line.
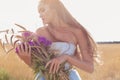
left=0, top=0, right=120, bottom=80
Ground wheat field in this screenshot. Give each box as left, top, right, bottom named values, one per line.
left=0, top=44, right=120, bottom=80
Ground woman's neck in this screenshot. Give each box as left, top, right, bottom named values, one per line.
left=48, top=20, right=70, bottom=31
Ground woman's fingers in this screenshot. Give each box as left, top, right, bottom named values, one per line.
left=55, top=63, right=60, bottom=73
left=53, top=62, right=59, bottom=74
left=17, top=45, right=21, bottom=53
left=28, top=44, right=31, bottom=54
left=45, top=60, right=54, bottom=73
left=21, top=43, right=24, bottom=53
left=45, top=60, right=51, bottom=69
left=16, top=42, right=31, bottom=56
left=45, top=59, right=60, bottom=74
left=25, top=42, right=31, bottom=55
left=49, top=61, right=54, bottom=73
left=52, top=61, right=57, bottom=74
left=17, top=43, right=25, bottom=53
left=24, top=42, right=28, bottom=53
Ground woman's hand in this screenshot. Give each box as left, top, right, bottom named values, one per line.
left=45, top=54, right=68, bottom=74
left=16, top=42, right=31, bottom=65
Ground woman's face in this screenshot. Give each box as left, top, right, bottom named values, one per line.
left=38, top=4, right=54, bottom=24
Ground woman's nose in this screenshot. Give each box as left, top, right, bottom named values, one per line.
left=39, top=13, right=43, bottom=17
left=39, top=14, right=42, bottom=18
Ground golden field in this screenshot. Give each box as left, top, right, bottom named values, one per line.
left=0, top=44, right=120, bottom=80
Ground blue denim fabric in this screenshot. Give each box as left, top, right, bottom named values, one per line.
left=69, top=69, right=81, bottom=80
left=34, top=69, right=81, bottom=80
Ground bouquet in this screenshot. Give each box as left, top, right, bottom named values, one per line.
left=0, top=24, right=71, bottom=80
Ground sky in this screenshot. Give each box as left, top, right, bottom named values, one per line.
left=0, top=0, right=120, bottom=42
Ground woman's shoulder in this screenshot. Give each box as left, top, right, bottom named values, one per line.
left=67, top=27, right=82, bottom=38
left=35, top=26, right=48, bottom=36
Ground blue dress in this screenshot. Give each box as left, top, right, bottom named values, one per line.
left=34, top=42, right=82, bottom=80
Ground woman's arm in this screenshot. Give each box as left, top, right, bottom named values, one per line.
left=65, top=29, right=94, bottom=73
left=66, top=54, right=94, bottom=73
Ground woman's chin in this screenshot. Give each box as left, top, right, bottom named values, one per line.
left=43, top=22, right=49, bottom=26
left=43, top=21, right=50, bottom=25
left=43, top=21, right=47, bottom=24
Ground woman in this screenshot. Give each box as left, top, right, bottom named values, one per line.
left=17, top=0, right=97, bottom=80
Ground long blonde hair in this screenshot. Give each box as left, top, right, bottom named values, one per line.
left=38, top=0, right=98, bottom=60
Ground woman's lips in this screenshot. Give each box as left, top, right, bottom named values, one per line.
left=42, top=18, right=45, bottom=21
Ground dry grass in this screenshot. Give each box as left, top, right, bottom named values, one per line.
left=0, top=44, right=120, bottom=80
left=78, top=44, right=120, bottom=80
left=0, top=45, right=34, bottom=80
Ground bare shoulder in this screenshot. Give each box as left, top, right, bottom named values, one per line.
left=69, top=27, right=83, bottom=38
left=35, top=26, right=48, bottom=36
left=69, top=27, right=86, bottom=45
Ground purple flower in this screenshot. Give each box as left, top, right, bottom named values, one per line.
left=28, top=41, right=34, bottom=46
left=38, top=36, right=46, bottom=43
left=46, top=40, right=52, bottom=46
left=15, top=47, right=18, bottom=53
left=37, top=36, right=52, bottom=46
left=22, top=31, right=31, bottom=38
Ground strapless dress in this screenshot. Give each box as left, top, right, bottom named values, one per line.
left=34, top=42, right=81, bottom=80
